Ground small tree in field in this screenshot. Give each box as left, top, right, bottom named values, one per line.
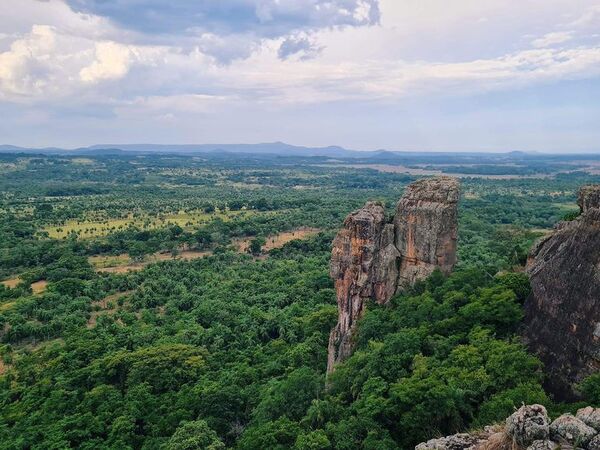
left=248, top=237, right=266, bottom=256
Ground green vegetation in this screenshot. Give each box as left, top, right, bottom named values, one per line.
left=0, top=152, right=598, bottom=449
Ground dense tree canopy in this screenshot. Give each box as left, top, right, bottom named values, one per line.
left=0, top=153, right=598, bottom=449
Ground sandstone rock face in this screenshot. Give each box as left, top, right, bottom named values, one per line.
left=327, top=178, right=460, bottom=373
left=505, top=404, right=550, bottom=446
left=415, top=406, right=600, bottom=450
left=394, top=177, right=460, bottom=289
left=523, top=184, right=600, bottom=400
left=327, top=202, right=396, bottom=372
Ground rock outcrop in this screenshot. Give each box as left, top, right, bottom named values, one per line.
left=327, top=177, right=459, bottom=373
left=394, top=177, right=460, bottom=289
left=523, top=184, right=600, bottom=400
left=327, top=202, right=399, bottom=371
left=416, top=405, right=600, bottom=450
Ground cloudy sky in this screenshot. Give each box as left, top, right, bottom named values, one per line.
left=1, top=0, right=600, bottom=152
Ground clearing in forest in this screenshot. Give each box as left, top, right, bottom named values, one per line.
left=43, top=209, right=255, bottom=239
left=91, top=228, right=321, bottom=273
left=234, top=227, right=321, bottom=253
left=91, top=250, right=212, bottom=273
left=1, top=278, right=47, bottom=295
left=31, top=280, right=48, bottom=294
left=1, top=277, right=21, bottom=289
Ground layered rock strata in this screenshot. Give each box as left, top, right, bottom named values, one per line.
left=524, top=184, right=600, bottom=400
left=327, top=177, right=459, bottom=373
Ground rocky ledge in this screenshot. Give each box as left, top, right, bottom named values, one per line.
left=416, top=405, right=600, bottom=450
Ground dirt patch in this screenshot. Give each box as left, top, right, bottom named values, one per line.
left=94, top=229, right=319, bottom=273
left=1, top=277, right=21, bottom=289
left=31, top=280, right=47, bottom=294
left=235, top=227, right=321, bottom=253
left=94, top=250, right=211, bottom=273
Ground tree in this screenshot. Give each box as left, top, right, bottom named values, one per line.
left=166, top=420, right=225, bottom=450
left=248, top=237, right=266, bottom=256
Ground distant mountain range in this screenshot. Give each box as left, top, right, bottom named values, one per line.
left=0, top=142, right=597, bottom=160
left=0, top=142, right=369, bottom=158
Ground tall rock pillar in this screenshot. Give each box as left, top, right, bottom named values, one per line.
left=394, top=177, right=460, bottom=289
left=327, top=177, right=460, bottom=374
left=327, top=202, right=399, bottom=373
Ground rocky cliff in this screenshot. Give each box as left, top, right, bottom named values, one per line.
left=327, top=177, right=459, bottom=373
left=416, top=404, right=600, bottom=450
left=394, top=177, right=460, bottom=289
left=523, top=185, right=600, bottom=400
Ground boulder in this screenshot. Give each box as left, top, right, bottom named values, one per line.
left=415, top=433, right=479, bottom=450
left=577, top=407, right=600, bottom=432
left=549, top=414, right=597, bottom=446
left=588, top=434, right=600, bottom=450
left=526, top=440, right=558, bottom=450
left=505, top=404, right=550, bottom=446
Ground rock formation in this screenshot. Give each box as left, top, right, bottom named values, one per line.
left=523, top=184, right=600, bottom=400
left=327, top=177, right=459, bottom=373
left=416, top=405, right=600, bottom=450
left=394, top=177, right=460, bottom=289
left=327, top=202, right=398, bottom=371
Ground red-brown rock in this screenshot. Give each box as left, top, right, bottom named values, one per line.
left=327, top=177, right=460, bottom=373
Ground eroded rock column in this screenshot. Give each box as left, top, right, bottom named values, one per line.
left=394, top=176, right=460, bottom=290
left=327, top=177, right=460, bottom=374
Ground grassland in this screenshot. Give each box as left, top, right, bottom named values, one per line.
left=44, top=209, right=255, bottom=239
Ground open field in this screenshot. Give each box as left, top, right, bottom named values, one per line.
left=31, top=280, right=47, bottom=294
left=44, top=209, right=255, bottom=239
left=93, top=250, right=212, bottom=273
left=234, top=227, right=321, bottom=253
left=1, top=278, right=47, bottom=294
left=91, top=228, right=321, bottom=273
left=319, top=164, right=559, bottom=179
left=1, top=277, right=21, bottom=289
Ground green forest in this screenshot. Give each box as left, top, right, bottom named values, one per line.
left=1, top=152, right=599, bottom=449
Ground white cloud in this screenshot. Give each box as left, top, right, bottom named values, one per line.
left=1, top=0, right=600, bottom=150
left=532, top=31, right=573, bottom=48
left=80, top=42, right=132, bottom=82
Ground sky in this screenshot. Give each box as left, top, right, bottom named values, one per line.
left=1, top=0, right=600, bottom=152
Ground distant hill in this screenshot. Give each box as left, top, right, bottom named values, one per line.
left=0, top=142, right=364, bottom=158
left=1, top=142, right=598, bottom=160
left=85, top=142, right=362, bottom=158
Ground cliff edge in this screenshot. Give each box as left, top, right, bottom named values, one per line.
left=523, top=185, right=600, bottom=400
